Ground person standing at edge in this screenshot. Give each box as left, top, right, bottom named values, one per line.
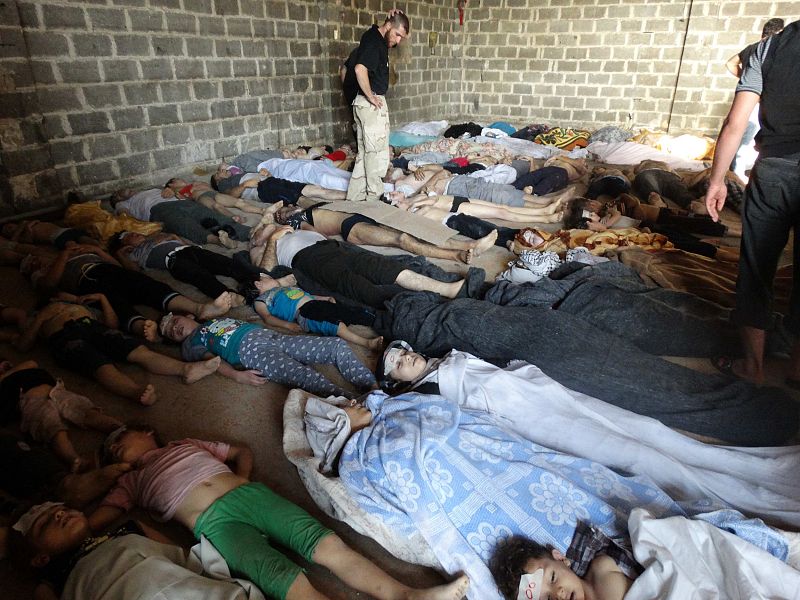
left=706, top=20, right=800, bottom=386
left=345, top=11, right=410, bottom=202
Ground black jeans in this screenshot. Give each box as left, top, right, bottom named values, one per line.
left=168, top=246, right=261, bottom=299
left=633, top=169, right=694, bottom=208
left=733, top=152, right=800, bottom=332
left=445, top=213, right=517, bottom=248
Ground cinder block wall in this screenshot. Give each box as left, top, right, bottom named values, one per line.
left=460, top=0, right=794, bottom=134
left=0, top=0, right=460, bottom=217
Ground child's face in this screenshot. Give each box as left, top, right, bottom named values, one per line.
left=110, top=430, right=159, bottom=464
left=390, top=350, right=428, bottom=382
left=254, top=276, right=280, bottom=293
left=523, top=551, right=586, bottom=600
left=27, top=505, right=90, bottom=559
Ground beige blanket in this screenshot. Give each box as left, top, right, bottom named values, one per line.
left=316, top=200, right=457, bottom=246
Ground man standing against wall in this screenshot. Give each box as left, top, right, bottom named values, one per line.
left=706, top=20, right=800, bottom=385
left=345, top=11, right=410, bottom=202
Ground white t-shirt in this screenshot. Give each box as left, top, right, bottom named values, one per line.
left=258, top=158, right=351, bottom=192
left=238, top=173, right=262, bottom=201
left=468, top=164, right=518, bottom=185
left=276, top=230, right=326, bottom=267
left=115, top=189, right=169, bottom=221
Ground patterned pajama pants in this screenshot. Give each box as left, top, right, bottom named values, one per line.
left=237, top=330, right=376, bottom=398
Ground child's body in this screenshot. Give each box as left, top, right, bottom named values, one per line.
left=90, top=426, right=469, bottom=600
left=249, top=275, right=383, bottom=351
left=0, top=359, right=121, bottom=472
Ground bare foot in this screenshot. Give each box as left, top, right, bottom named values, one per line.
left=143, top=319, right=160, bottom=343
left=523, top=185, right=534, bottom=194
left=647, top=191, right=667, bottom=208
left=218, top=230, right=237, bottom=249
left=183, top=356, right=221, bottom=384
left=408, top=574, right=470, bottom=600
left=199, top=291, right=233, bottom=319
left=457, top=248, right=474, bottom=264
left=441, top=279, right=467, bottom=299
left=139, top=384, right=157, bottom=406
left=472, top=229, right=498, bottom=256
left=367, top=336, right=384, bottom=352
left=230, top=292, right=246, bottom=307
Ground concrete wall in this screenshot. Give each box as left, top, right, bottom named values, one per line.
left=0, top=0, right=794, bottom=216
left=459, top=0, right=795, bottom=134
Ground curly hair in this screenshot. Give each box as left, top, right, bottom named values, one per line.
left=489, top=535, right=551, bottom=600
left=238, top=278, right=261, bottom=306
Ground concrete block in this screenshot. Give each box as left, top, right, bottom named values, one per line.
left=83, top=85, right=124, bottom=108
left=60, top=62, right=103, bottom=84
left=236, top=98, right=259, bottom=115
left=89, top=136, right=127, bottom=160
left=179, top=101, right=210, bottom=122
left=214, top=0, right=240, bottom=16
left=241, top=41, right=266, bottom=58
left=43, top=5, right=87, bottom=30
left=184, top=0, right=213, bottom=13
left=77, top=161, right=119, bottom=187
left=175, top=60, right=206, bottom=79
left=198, top=15, right=226, bottom=35
left=87, top=8, right=128, bottom=31
left=193, top=81, right=219, bottom=100
left=232, top=60, right=257, bottom=77
left=148, top=105, right=179, bottom=126
left=216, top=40, right=242, bottom=57
left=214, top=139, right=239, bottom=157
left=186, top=38, right=214, bottom=57
left=192, top=121, right=221, bottom=140
left=252, top=19, right=274, bottom=37
left=140, top=59, right=174, bottom=80
left=24, top=32, right=70, bottom=57
left=68, top=112, right=111, bottom=136
left=115, top=34, right=150, bottom=56
left=166, top=13, right=197, bottom=34
left=265, top=1, right=286, bottom=19
left=116, top=153, right=152, bottom=177
left=32, top=89, right=79, bottom=114
left=227, top=18, right=252, bottom=37
left=102, top=60, right=140, bottom=82
left=151, top=146, right=186, bottom=169
left=42, top=115, right=68, bottom=139
left=206, top=60, right=232, bottom=78
left=210, top=100, right=236, bottom=119
left=222, top=118, right=246, bottom=137
left=73, top=34, right=113, bottom=57
left=126, top=128, right=160, bottom=152
left=159, top=82, right=192, bottom=103
left=129, top=9, right=165, bottom=32
left=16, top=2, right=37, bottom=27
left=1, top=146, right=51, bottom=175
left=161, top=124, right=192, bottom=145
left=222, top=80, right=246, bottom=98
left=153, top=36, right=185, bottom=56
left=151, top=0, right=181, bottom=8
left=124, top=82, right=159, bottom=104
left=240, top=0, right=266, bottom=18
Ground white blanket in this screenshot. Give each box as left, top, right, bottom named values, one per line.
left=627, top=509, right=800, bottom=600
left=587, top=141, right=706, bottom=170
left=437, top=351, right=800, bottom=528
left=398, top=120, right=449, bottom=136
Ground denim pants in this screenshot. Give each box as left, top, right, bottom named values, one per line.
left=733, top=152, right=800, bottom=332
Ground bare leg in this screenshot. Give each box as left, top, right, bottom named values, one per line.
left=337, top=323, right=383, bottom=351
left=166, top=291, right=233, bottom=320
left=717, top=326, right=765, bottom=384
left=302, top=185, right=347, bottom=201
left=522, top=185, right=576, bottom=209
left=311, top=534, right=470, bottom=600
left=348, top=224, right=471, bottom=263
left=395, top=269, right=465, bottom=298
left=51, top=430, right=81, bottom=467
left=94, top=363, right=157, bottom=405
left=286, top=574, right=329, bottom=600
left=462, top=204, right=563, bottom=224
left=126, top=346, right=221, bottom=384
left=83, top=407, right=124, bottom=433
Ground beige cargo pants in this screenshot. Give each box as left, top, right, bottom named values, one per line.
left=346, top=94, right=390, bottom=202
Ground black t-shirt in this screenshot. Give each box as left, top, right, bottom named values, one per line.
left=342, top=48, right=359, bottom=105
left=347, top=25, right=389, bottom=99
left=0, top=368, right=56, bottom=424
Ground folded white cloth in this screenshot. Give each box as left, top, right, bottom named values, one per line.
left=304, top=397, right=351, bottom=474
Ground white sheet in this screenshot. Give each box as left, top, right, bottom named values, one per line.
left=467, top=164, right=518, bottom=184
left=626, top=509, right=800, bottom=600
left=587, top=141, right=707, bottom=170
left=471, top=135, right=590, bottom=160
left=398, top=120, right=449, bottom=136
left=437, top=351, right=800, bottom=528
left=257, top=158, right=351, bottom=191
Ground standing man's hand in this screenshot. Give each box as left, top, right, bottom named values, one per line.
left=388, top=8, right=404, bottom=18
left=705, top=180, right=728, bottom=223
left=368, top=94, right=384, bottom=110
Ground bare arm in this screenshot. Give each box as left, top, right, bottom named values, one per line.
left=255, top=303, right=302, bottom=332
left=80, top=293, right=119, bottom=329
left=354, top=64, right=383, bottom=109
left=706, top=91, right=760, bottom=221
left=88, top=505, right=126, bottom=533
left=225, top=444, right=254, bottom=478
left=226, top=178, right=260, bottom=200
left=216, top=359, right=268, bottom=386
left=725, top=53, right=742, bottom=78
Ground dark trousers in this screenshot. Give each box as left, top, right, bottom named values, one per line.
left=633, top=169, right=694, bottom=208
left=168, top=246, right=261, bottom=299
left=298, top=300, right=375, bottom=327
left=77, top=263, right=179, bottom=330
left=292, top=241, right=405, bottom=308
left=513, top=166, right=568, bottom=193
left=445, top=213, right=517, bottom=248
left=733, top=152, right=800, bottom=333
left=150, top=201, right=250, bottom=245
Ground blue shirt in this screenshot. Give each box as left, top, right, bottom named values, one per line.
left=182, top=318, right=260, bottom=366
left=254, top=287, right=312, bottom=322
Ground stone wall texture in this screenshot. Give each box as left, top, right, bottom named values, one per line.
left=0, top=0, right=793, bottom=216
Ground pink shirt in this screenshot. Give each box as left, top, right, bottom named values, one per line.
left=101, top=439, right=231, bottom=521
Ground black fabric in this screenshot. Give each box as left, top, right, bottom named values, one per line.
left=342, top=47, right=359, bottom=104
left=257, top=177, right=305, bottom=205
left=450, top=196, right=470, bottom=212
left=215, top=172, right=244, bottom=194
left=392, top=156, right=410, bottom=170
left=0, top=432, right=65, bottom=500
left=340, top=214, right=378, bottom=241
left=52, top=228, right=88, bottom=250
left=445, top=213, right=517, bottom=248
left=0, top=368, right=56, bottom=424
left=510, top=124, right=550, bottom=141
left=586, top=174, right=631, bottom=199
left=632, top=169, right=695, bottom=209
left=375, top=294, right=798, bottom=446
left=513, top=166, right=568, bottom=193
left=757, top=22, right=800, bottom=158
left=442, top=163, right=485, bottom=175
left=76, top=263, right=177, bottom=330
left=168, top=246, right=261, bottom=299
left=348, top=25, right=389, bottom=98
left=298, top=299, right=376, bottom=327
left=443, top=122, right=483, bottom=138
left=292, top=240, right=406, bottom=308
left=49, top=318, right=142, bottom=377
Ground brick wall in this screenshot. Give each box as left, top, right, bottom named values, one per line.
left=0, top=0, right=795, bottom=216
left=0, top=0, right=461, bottom=216
left=459, top=0, right=795, bottom=134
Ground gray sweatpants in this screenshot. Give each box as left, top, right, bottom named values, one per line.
left=238, top=329, right=376, bottom=398
left=446, top=175, right=526, bottom=207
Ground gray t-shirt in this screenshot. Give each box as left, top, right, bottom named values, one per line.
left=736, top=36, right=771, bottom=96
left=129, top=239, right=185, bottom=270
left=62, top=254, right=105, bottom=292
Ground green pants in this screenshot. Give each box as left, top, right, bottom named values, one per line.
left=193, top=482, right=333, bottom=599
